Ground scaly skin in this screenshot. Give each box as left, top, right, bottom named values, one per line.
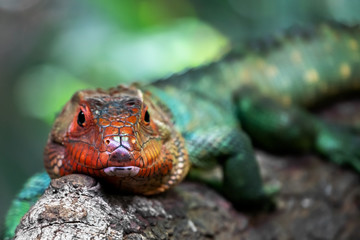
left=5, top=23, right=360, bottom=239
left=44, top=85, right=190, bottom=195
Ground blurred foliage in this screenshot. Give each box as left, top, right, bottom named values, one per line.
left=190, top=0, right=360, bottom=42
left=14, top=1, right=228, bottom=123
left=89, top=0, right=196, bottom=30
left=1, top=0, right=360, bottom=233
left=10, top=0, right=360, bottom=124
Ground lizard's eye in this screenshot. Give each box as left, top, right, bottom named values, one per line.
left=144, top=110, right=150, bottom=124
left=77, top=110, right=86, bottom=127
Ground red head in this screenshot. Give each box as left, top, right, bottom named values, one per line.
left=44, top=85, right=189, bottom=195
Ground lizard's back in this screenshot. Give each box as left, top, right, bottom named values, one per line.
left=148, top=23, right=360, bottom=125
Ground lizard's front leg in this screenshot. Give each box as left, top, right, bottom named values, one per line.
left=185, top=126, right=276, bottom=209
left=4, top=172, right=50, bottom=239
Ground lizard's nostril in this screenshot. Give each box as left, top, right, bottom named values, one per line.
left=103, top=136, right=121, bottom=151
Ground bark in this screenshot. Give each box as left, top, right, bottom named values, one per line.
left=14, top=150, right=360, bottom=240
left=14, top=174, right=247, bottom=240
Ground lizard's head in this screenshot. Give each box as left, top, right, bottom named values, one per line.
left=44, top=85, right=189, bottom=195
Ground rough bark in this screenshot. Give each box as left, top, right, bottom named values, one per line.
left=14, top=151, right=360, bottom=240
left=14, top=174, right=247, bottom=240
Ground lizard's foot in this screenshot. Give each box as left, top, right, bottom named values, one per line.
left=231, top=182, right=280, bottom=213
left=316, top=125, right=360, bottom=172
left=263, top=181, right=281, bottom=197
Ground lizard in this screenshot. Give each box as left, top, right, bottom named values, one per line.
left=4, top=23, right=360, bottom=239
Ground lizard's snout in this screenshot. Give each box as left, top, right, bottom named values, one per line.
left=109, top=147, right=132, bottom=163
left=104, top=136, right=132, bottom=163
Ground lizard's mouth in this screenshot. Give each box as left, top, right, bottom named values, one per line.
left=103, top=166, right=140, bottom=177
left=100, top=135, right=163, bottom=178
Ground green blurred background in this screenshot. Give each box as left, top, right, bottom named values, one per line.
left=1, top=0, right=359, bottom=231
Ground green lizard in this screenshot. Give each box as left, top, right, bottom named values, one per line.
left=4, top=23, right=360, bottom=239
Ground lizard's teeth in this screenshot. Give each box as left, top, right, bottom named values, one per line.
left=103, top=166, right=140, bottom=177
